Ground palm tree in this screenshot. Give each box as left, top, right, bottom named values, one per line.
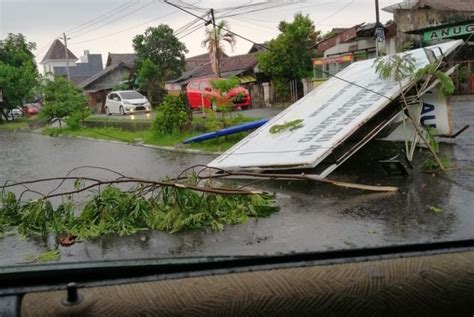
left=202, top=20, right=235, bottom=77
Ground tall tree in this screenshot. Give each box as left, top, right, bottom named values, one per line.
left=256, top=13, right=320, bottom=98
left=0, top=33, right=38, bottom=122
left=133, top=25, right=187, bottom=104
left=202, top=20, right=235, bottom=77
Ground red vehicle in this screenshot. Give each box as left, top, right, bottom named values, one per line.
left=186, top=77, right=251, bottom=110
left=22, top=103, right=40, bottom=116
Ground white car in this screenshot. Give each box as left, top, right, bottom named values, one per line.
left=104, top=90, right=151, bottom=115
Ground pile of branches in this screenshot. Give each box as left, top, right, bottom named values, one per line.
left=0, top=166, right=278, bottom=240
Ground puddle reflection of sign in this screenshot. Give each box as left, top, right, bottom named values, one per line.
left=423, top=23, right=474, bottom=41
left=313, top=54, right=353, bottom=66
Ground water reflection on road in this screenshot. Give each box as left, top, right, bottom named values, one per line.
left=0, top=100, right=472, bottom=265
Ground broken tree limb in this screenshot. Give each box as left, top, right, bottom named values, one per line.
left=209, top=171, right=399, bottom=192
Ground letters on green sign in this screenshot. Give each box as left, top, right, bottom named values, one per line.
left=423, top=23, right=474, bottom=41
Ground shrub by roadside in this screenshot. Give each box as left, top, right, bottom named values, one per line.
left=152, top=94, right=191, bottom=134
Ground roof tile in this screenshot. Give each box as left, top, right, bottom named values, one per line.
left=40, top=39, right=78, bottom=63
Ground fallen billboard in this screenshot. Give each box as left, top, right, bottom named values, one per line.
left=209, top=41, right=462, bottom=176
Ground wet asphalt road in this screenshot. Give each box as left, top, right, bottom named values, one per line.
left=0, top=100, right=472, bottom=266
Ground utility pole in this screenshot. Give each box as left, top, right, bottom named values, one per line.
left=375, top=0, right=380, bottom=27
left=63, top=33, right=71, bottom=81
left=209, top=8, right=220, bottom=77
left=374, top=0, right=385, bottom=57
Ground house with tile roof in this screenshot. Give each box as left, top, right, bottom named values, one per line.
left=78, top=62, right=133, bottom=113
left=40, top=39, right=103, bottom=85
left=166, top=52, right=271, bottom=107
left=167, top=53, right=259, bottom=88
left=105, top=53, right=137, bottom=68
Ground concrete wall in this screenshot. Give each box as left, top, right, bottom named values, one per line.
left=248, top=83, right=265, bottom=108
left=394, top=9, right=474, bottom=48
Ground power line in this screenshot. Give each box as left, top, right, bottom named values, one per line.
left=163, top=0, right=393, bottom=101
left=216, top=1, right=306, bottom=19
left=314, top=0, right=354, bottom=24
left=227, top=16, right=278, bottom=32
left=68, top=10, right=179, bottom=46
left=65, top=0, right=140, bottom=35
left=174, top=13, right=209, bottom=36
left=69, top=0, right=155, bottom=40
left=178, top=22, right=206, bottom=39
left=163, top=0, right=269, bottom=51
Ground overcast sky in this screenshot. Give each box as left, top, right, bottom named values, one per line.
left=1, top=0, right=401, bottom=67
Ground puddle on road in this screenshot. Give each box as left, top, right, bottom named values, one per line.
left=1, top=103, right=473, bottom=265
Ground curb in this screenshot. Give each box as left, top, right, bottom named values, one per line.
left=43, top=133, right=222, bottom=156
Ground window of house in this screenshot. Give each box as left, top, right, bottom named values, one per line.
left=313, top=65, right=327, bottom=79
left=188, top=81, right=199, bottom=90
left=199, top=81, right=211, bottom=91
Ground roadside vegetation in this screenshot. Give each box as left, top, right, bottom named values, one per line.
left=43, top=125, right=250, bottom=152
left=0, top=116, right=40, bottom=131
left=39, top=75, right=90, bottom=128
left=257, top=13, right=320, bottom=99
left=0, top=34, right=38, bottom=123
left=43, top=80, right=260, bottom=153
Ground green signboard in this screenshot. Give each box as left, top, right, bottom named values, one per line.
left=423, top=22, right=474, bottom=41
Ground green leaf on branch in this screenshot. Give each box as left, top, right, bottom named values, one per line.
left=0, top=176, right=279, bottom=239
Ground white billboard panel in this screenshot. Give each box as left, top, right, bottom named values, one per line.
left=209, top=41, right=462, bottom=173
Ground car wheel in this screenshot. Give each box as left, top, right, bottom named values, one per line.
left=241, top=106, right=250, bottom=111
left=105, top=107, right=111, bottom=116
left=119, top=106, right=125, bottom=115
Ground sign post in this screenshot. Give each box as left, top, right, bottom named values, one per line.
left=423, top=22, right=474, bottom=42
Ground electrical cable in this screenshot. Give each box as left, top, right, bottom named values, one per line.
left=217, top=1, right=306, bottom=19
left=163, top=0, right=394, bottom=100
left=314, top=0, right=354, bottom=24
left=68, top=10, right=178, bottom=46
left=178, top=22, right=206, bottom=39
left=65, top=0, right=140, bottom=35
left=70, top=0, right=155, bottom=39
left=164, top=0, right=270, bottom=52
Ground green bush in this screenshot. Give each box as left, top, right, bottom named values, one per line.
left=203, top=110, right=250, bottom=132
left=65, top=107, right=92, bottom=130
left=40, top=76, right=89, bottom=126
left=152, top=95, right=190, bottom=134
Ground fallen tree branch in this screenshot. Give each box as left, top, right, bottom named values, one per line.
left=193, top=169, right=399, bottom=192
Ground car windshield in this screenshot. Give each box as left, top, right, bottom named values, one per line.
left=120, top=91, right=144, bottom=99
left=0, top=0, right=472, bottom=274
